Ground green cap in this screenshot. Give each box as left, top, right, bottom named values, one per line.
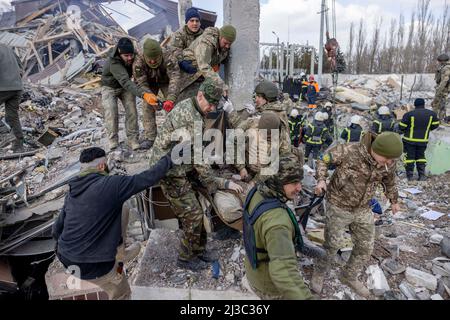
left=220, top=25, right=237, bottom=43
left=143, top=39, right=162, bottom=59
left=371, top=132, right=403, bottom=159
left=199, top=78, right=223, bottom=105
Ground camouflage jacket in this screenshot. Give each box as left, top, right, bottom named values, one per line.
left=257, top=101, right=291, bottom=153
left=435, top=62, right=450, bottom=93
left=167, top=25, right=203, bottom=63
left=316, top=132, right=399, bottom=210
left=132, top=48, right=180, bottom=102
left=148, top=97, right=227, bottom=193
left=183, top=27, right=229, bottom=87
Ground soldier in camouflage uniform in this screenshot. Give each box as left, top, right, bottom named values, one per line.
left=310, top=132, right=403, bottom=298
left=167, top=7, right=203, bottom=64
left=431, top=53, right=450, bottom=121
left=133, top=39, right=182, bottom=149
left=243, top=153, right=313, bottom=300
left=101, top=38, right=158, bottom=151
left=147, top=78, right=243, bottom=271
left=176, top=25, right=237, bottom=101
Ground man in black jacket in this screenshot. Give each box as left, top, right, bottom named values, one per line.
left=399, top=98, right=440, bottom=181
left=52, top=147, right=173, bottom=299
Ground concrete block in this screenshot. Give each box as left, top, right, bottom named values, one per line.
left=131, top=286, right=190, bottom=300
left=381, top=258, right=406, bottom=275
left=430, top=234, right=444, bottom=244
left=441, top=235, right=450, bottom=258
left=430, top=294, right=444, bottom=300
left=366, top=264, right=390, bottom=296
left=399, top=281, right=417, bottom=300
left=405, top=267, right=437, bottom=291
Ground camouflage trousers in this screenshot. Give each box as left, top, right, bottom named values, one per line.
left=102, top=86, right=138, bottom=144
left=142, top=102, right=157, bottom=141
left=160, top=176, right=207, bottom=260
left=316, top=202, right=375, bottom=280
left=0, top=90, right=23, bottom=140
left=432, top=90, right=449, bottom=120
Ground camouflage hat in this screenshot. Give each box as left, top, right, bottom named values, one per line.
left=258, top=112, right=280, bottom=130
left=371, top=132, right=403, bottom=159
left=143, top=39, right=162, bottom=59
left=437, top=53, right=449, bottom=62
left=219, top=25, right=237, bottom=43
left=199, top=78, right=223, bottom=105
left=254, top=81, right=279, bottom=101
left=278, top=153, right=303, bottom=185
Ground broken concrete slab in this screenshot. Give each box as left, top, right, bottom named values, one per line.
left=430, top=293, right=444, bottom=300
left=366, top=264, right=390, bottom=296
left=405, top=267, right=438, bottom=291
left=399, top=281, right=417, bottom=300
left=381, top=258, right=406, bottom=275
left=335, top=86, right=373, bottom=106
left=430, top=234, right=444, bottom=244
left=441, top=235, right=450, bottom=258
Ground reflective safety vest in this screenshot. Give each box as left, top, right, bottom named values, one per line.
left=304, top=123, right=329, bottom=145
left=372, top=116, right=395, bottom=134
left=399, top=108, right=440, bottom=144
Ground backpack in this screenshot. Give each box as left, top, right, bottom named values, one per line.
left=243, top=187, right=303, bottom=270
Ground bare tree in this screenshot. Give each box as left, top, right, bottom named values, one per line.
left=355, top=19, right=366, bottom=74
left=369, top=17, right=382, bottom=73
left=347, top=22, right=355, bottom=74
left=415, top=0, right=433, bottom=73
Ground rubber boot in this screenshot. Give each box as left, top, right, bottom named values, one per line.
left=417, top=163, right=427, bottom=181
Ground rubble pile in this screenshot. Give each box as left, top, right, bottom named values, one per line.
left=0, top=1, right=130, bottom=87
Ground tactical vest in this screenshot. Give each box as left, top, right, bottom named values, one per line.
left=243, top=187, right=303, bottom=270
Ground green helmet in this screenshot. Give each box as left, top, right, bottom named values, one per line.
left=254, top=81, right=279, bottom=102
left=437, top=53, right=449, bottom=62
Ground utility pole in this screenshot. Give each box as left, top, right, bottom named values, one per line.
left=272, top=31, right=280, bottom=86
left=318, top=0, right=325, bottom=86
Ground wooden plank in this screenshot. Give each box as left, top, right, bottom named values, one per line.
left=48, top=41, right=53, bottom=64
left=75, top=77, right=101, bottom=88
left=24, top=60, right=37, bottom=78
left=29, top=42, right=44, bottom=71
left=17, top=3, right=58, bottom=27
left=34, top=32, right=73, bottom=44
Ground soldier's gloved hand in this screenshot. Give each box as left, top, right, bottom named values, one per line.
left=222, top=99, right=234, bottom=113
left=179, top=60, right=197, bottom=74
left=315, top=180, right=327, bottom=196
left=226, top=181, right=243, bottom=193
left=143, top=92, right=158, bottom=106
left=163, top=100, right=174, bottom=113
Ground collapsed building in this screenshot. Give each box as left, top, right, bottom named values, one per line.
left=0, top=0, right=449, bottom=301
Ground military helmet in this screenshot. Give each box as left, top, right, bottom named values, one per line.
left=437, top=53, right=449, bottom=62
left=254, top=81, right=279, bottom=101
left=321, top=112, right=329, bottom=120
left=350, top=115, right=362, bottom=125
left=324, top=101, right=332, bottom=108
left=378, top=106, right=390, bottom=115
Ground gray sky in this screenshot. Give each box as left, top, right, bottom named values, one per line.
left=1, top=0, right=448, bottom=52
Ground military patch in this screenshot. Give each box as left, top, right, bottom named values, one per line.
left=321, top=153, right=332, bottom=163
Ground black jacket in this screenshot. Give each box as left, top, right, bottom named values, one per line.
left=303, top=120, right=333, bottom=147
left=372, top=115, right=395, bottom=134
left=53, top=155, right=172, bottom=263
left=399, top=107, right=439, bottom=145
left=341, top=124, right=363, bottom=142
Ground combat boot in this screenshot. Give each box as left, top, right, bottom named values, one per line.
left=417, top=164, right=427, bottom=181
left=212, top=226, right=241, bottom=240
left=140, top=139, right=154, bottom=150
left=339, top=273, right=370, bottom=298
left=196, top=249, right=218, bottom=263
left=310, top=270, right=325, bottom=294
left=12, top=138, right=24, bottom=153
left=177, top=257, right=209, bottom=271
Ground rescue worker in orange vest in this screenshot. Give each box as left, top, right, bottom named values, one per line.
left=306, top=75, right=319, bottom=108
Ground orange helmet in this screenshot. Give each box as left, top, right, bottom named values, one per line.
left=309, top=75, right=315, bottom=81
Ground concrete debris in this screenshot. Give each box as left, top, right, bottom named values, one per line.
left=381, top=258, right=406, bottom=275
left=430, top=234, right=444, bottom=244
left=399, top=281, right=417, bottom=300
left=405, top=267, right=438, bottom=291
left=366, top=264, right=391, bottom=296
left=431, top=294, right=444, bottom=300
left=441, top=236, right=450, bottom=258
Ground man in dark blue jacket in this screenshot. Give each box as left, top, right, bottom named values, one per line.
left=52, top=147, right=172, bottom=299
left=399, top=98, right=440, bottom=181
